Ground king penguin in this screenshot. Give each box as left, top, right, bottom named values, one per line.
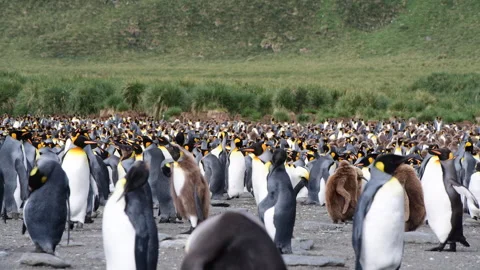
left=181, top=211, right=287, bottom=270
left=241, top=141, right=272, bottom=205
left=61, top=135, right=95, bottom=227
left=421, top=148, right=477, bottom=251
left=23, top=158, right=69, bottom=254
left=103, top=161, right=158, bottom=270
left=258, top=148, right=296, bottom=254
left=468, top=162, right=480, bottom=219
left=352, top=154, right=407, bottom=270
left=225, top=137, right=246, bottom=198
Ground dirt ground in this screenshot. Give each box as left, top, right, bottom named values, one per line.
left=1, top=194, right=480, bottom=270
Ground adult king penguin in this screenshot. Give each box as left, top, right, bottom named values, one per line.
left=61, top=135, right=95, bottom=227
left=421, top=148, right=478, bottom=251
left=353, top=154, right=407, bottom=270
left=241, top=141, right=272, bottom=205
left=258, top=148, right=296, bottom=254
left=103, top=161, right=158, bottom=270
left=225, top=137, right=246, bottom=198
left=181, top=211, right=287, bottom=270
left=23, top=159, right=70, bottom=254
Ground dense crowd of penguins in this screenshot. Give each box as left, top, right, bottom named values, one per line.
left=1, top=114, right=480, bottom=270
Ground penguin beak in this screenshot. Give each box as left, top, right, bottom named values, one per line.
left=85, top=140, right=97, bottom=145
left=431, top=150, right=441, bottom=155
left=240, top=147, right=254, bottom=153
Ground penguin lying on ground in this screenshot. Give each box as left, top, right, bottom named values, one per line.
left=23, top=158, right=70, bottom=254
left=163, top=144, right=210, bottom=234
left=326, top=160, right=361, bottom=223
left=353, top=154, right=407, bottom=270
left=394, top=164, right=426, bottom=231
left=103, top=161, right=158, bottom=270
left=181, top=211, right=287, bottom=270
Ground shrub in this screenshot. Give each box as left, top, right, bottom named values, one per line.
left=164, top=106, right=183, bottom=120
left=336, top=0, right=405, bottom=31
left=42, top=86, right=70, bottom=114
left=105, top=95, right=124, bottom=109
left=257, top=93, right=273, bottom=115
left=297, top=114, right=310, bottom=123
left=273, top=109, right=290, bottom=122
left=275, top=87, right=295, bottom=111
left=123, top=82, right=146, bottom=110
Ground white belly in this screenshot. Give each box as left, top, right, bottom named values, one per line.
left=62, top=150, right=90, bottom=224
left=103, top=191, right=136, bottom=270
left=107, top=167, right=114, bottom=192
left=14, top=175, right=22, bottom=211
left=361, top=180, right=404, bottom=270
left=173, top=165, right=185, bottom=196
left=469, top=173, right=480, bottom=202
left=227, top=152, right=246, bottom=198
left=422, top=160, right=452, bottom=243
left=252, top=160, right=269, bottom=205
left=297, top=187, right=308, bottom=198
left=318, top=178, right=326, bottom=206
left=117, top=163, right=126, bottom=183
left=264, top=207, right=276, bottom=240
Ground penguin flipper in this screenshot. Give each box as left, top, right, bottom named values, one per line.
left=22, top=222, right=26, bottom=235
left=451, top=184, right=480, bottom=218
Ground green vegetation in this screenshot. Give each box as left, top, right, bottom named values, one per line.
left=0, top=0, right=479, bottom=122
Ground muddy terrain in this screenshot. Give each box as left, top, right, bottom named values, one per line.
left=1, top=194, right=479, bottom=270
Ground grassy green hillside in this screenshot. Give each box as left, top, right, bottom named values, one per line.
left=0, top=0, right=479, bottom=122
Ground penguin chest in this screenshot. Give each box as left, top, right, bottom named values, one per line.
left=172, top=165, right=186, bottom=196
left=103, top=196, right=136, bottom=270
left=227, top=151, right=246, bottom=197
left=252, top=159, right=269, bottom=205
left=421, top=162, right=452, bottom=243
left=264, top=207, right=276, bottom=240
left=62, top=148, right=90, bottom=222
left=361, top=180, right=404, bottom=270
left=469, top=173, right=480, bottom=201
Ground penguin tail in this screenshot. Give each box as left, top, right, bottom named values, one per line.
left=193, top=184, right=205, bottom=222
left=2, top=207, right=6, bottom=224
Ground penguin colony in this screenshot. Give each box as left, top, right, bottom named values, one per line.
left=0, top=115, right=480, bottom=269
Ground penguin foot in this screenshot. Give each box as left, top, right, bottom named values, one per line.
left=180, top=226, right=195, bottom=235
left=84, top=216, right=94, bottom=224
left=301, top=200, right=319, bottom=206
left=444, top=243, right=457, bottom=252
left=426, top=243, right=447, bottom=252
left=279, top=246, right=293, bottom=254
left=76, top=223, right=84, bottom=229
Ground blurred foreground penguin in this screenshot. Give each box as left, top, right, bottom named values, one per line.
left=181, top=211, right=287, bottom=270
left=352, top=154, right=407, bottom=270
left=103, top=161, right=158, bottom=270
left=23, top=159, right=70, bottom=254
left=421, top=148, right=478, bottom=252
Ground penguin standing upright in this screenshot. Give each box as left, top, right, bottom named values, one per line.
left=353, top=154, right=407, bottom=270
left=181, top=211, right=287, bottom=270
left=225, top=137, right=246, bottom=198
left=163, top=144, right=210, bottom=233
left=61, top=135, right=95, bottom=227
left=468, top=162, right=480, bottom=219
left=103, top=161, right=158, bottom=270
left=258, top=149, right=296, bottom=254
left=326, top=161, right=361, bottom=223
left=23, top=159, right=69, bottom=254
left=241, top=142, right=271, bottom=205
left=421, top=148, right=476, bottom=251
left=0, top=133, right=28, bottom=217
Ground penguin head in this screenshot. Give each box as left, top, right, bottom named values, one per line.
left=428, top=148, right=453, bottom=161
left=373, top=154, right=408, bottom=175
left=124, top=161, right=149, bottom=193
left=240, top=141, right=266, bottom=157
left=29, top=166, right=48, bottom=192
left=271, top=148, right=287, bottom=167
left=73, top=135, right=97, bottom=148
left=233, top=137, right=243, bottom=148
left=28, top=160, right=58, bottom=193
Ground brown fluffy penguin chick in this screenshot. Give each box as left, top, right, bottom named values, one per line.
left=325, top=160, right=359, bottom=223
left=394, top=164, right=426, bottom=232
left=165, top=144, right=210, bottom=233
